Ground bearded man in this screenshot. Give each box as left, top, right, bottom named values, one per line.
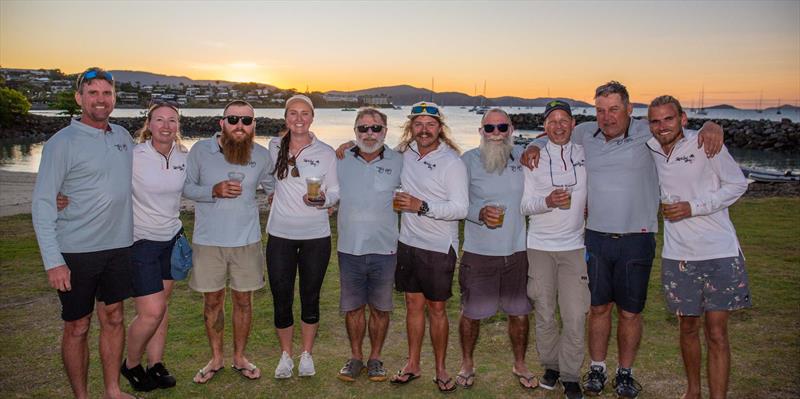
left=183, top=100, right=274, bottom=384
left=456, top=108, right=535, bottom=391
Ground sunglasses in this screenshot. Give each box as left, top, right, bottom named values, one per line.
left=288, top=156, right=300, bottom=178
left=150, top=98, right=179, bottom=108
left=77, top=69, right=114, bottom=88
left=224, top=115, right=254, bottom=126
left=411, top=104, right=440, bottom=116
left=483, top=123, right=510, bottom=133
left=355, top=124, right=385, bottom=133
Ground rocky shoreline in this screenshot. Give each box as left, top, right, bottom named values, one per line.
left=509, top=113, right=800, bottom=153
left=0, top=113, right=285, bottom=141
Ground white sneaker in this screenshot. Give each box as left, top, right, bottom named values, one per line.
left=298, top=351, right=315, bottom=377
left=274, top=351, right=294, bottom=379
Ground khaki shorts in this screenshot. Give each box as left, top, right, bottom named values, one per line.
left=189, top=242, right=266, bottom=292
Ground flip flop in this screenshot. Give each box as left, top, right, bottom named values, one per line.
left=193, top=365, right=223, bottom=384
left=390, top=370, right=420, bottom=385
left=512, top=370, right=538, bottom=390
left=433, top=376, right=457, bottom=393
left=232, top=362, right=261, bottom=380
left=455, top=371, right=475, bottom=389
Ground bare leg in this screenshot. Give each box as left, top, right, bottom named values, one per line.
left=617, top=308, right=643, bottom=368
left=508, top=315, right=530, bottom=374
left=126, top=291, right=166, bottom=367
left=62, top=315, right=92, bottom=399
left=345, top=306, right=366, bottom=360
left=276, top=326, right=294, bottom=356
left=96, top=301, right=128, bottom=399
left=231, top=289, right=259, bottom=378
left=145, top=280, right=174, bottom=364
left=679, top=316, right=702, bottom=399
left=396, top=292, right=424, bottom=379
left=428, top=299, right=453, bottom=389
left=300, top=321, right=319, bottom=354
left=705, top=311, right=731, bottom=399
left=458, top=313, right=479, bottom=376
left=194, top=289, right=225, bottom=383
left=367, top=305, right=390, bottom=360
left=588, top=303, right=612, bottom=362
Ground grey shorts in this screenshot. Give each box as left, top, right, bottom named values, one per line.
left=661, top=253, right=752, bottom=316
left=338, top=252, right=396, bottom=312
left=459, top=251, right=532, bottom=320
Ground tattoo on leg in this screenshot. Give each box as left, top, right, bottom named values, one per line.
left=213, top=309, right=224, bottom=333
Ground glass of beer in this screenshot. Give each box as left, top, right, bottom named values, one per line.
left=306, top=177, right=322, bottom=201
left=660, top=194, right=681, bottom=211
left=556, top=185, right=573, bottom=210
left=393, top=187, right=404, bottom=212
left=228, top=171, right=245, bottom=183
left=487, top=202, right=507, bottom=228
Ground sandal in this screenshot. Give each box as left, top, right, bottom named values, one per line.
left=193, top=364, right=223, bottom=384
left=455, top=371, right=475, bottom=388
left=433, top=376, right=457, bottom=393
left=232, top=362, right=261, bottom=380
left=512, top=370, right=538, bottom=390
left=390, top=370, right=420, bottom=385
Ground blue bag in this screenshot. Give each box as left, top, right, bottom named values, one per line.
left=170, top=232, right=193, bottom=280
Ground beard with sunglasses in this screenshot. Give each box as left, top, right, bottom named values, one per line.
left=457, top=108, right=535, bottom=391
left=265, top=94, right=340, bottom=379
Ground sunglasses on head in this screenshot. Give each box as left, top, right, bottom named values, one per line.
left=355, top=124, right=384, bottom=133
left=411, top=104, right=440, bottom=116
left=224, top=115, right=254, bottom=126
left=287, top=156, right=300, bottom=178
left=483, top=123, right=510, bottom=133
left=77, top=69, right=114, bottom=88
left=150, top=98, right=179, bottom=108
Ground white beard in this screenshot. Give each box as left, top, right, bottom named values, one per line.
left=356, top=136, right=385, bottom=154
left=479, top=135, right=513, bottom=174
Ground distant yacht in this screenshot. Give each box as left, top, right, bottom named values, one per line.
left=695, top=86, right=708, bottom=115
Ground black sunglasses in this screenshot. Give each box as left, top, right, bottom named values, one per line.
left=483, top=123, right=510, bottom=133
left=224, top=115, right=254, bottom=126
left=150, top=98, right=180, bottom=108
left=288, top=156, right=300, bottom=178
left=355, top=124, right=385, bottom=133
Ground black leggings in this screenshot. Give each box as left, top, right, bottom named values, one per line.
left=265, top=234, right=331, bottom=329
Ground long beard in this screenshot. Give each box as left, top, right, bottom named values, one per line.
left=479, top=136, right=513, bottom=174
left=221, top=127, right=254, bottom=166
left=356, top=136, right=385, bottom=154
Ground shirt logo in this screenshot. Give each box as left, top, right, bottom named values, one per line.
left=376, top=166, right=393, bottom=175
left=423, top=161, right=436, bottom=170
left=615, top=137, right=634, bottom=145
left=304, top=159, right=320, bottom=167
left=114, top=143, right=128, bottom=152
left=675, top=154, right=695, bottom=164
left=172, top=164, right=185, bottom=171
left=573, top=160, right=586, bottom=167
left=509, top=165, right=523, bottom=172
left=249, top=161, right=257, bottom=168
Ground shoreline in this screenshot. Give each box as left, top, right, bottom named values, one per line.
left=2, top=170, right=797, bottom=218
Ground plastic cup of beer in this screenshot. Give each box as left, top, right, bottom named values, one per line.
left=557, top=185, right=573, bottom=210
left=660, top=194, right=681, bottom=211
left=228, top=171, right=245, bottom=183
left=306, top=177, right=322, bottom=201
left=487, top=202, right=507, bottom=228
left=393, top=187, right=404, bottom=212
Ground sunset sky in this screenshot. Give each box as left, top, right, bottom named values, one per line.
left=1, top=0, right=798, bottom=108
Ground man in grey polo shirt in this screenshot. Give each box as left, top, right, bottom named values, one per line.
left=522, top=82, right=723, bottom=398
left=335, top=108, right=403, bottom=383
left=457, top=108, right=534, bottom=390
left=183, top=100, right=274, bottom=383
left=32, top=67, right=136, bottom=399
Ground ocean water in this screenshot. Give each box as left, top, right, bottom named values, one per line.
left=1, top=107, right=798, bottom=173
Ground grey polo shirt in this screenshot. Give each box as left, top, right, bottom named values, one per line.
left=32, top=119, right=134, bottom=270
left=461, top=146, right=527, bottom=256
left=336, top=146, right=403, bottom=256
left=183, top=133, right=274, bottom=247
left=535, top=118, right=659, bottom=234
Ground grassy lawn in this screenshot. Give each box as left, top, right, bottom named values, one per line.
left=0, top=198, right=797, bottom=398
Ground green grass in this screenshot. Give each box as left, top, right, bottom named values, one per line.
left=0, top=198, right=798, bottom=398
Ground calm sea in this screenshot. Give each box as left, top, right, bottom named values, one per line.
left=1, top=107, right=798, bottom=173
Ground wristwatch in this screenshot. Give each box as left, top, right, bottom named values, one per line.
left=417, top=201, right=429, bottom=216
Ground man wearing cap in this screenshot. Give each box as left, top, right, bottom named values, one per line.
left=183, top=100, right=274, bottom=383
left=334, top=107, right=402, bottom=383
left=521, top=82, right=724, bottom=398
left=390, top=102, right=468, bottom=392
left=456, top=108, right=535, bottom=390
left=32, top=67, right=137, bottom=399
left=521, top=101, right=588, bottom=399
left=646, top=95, right=750, bottom=399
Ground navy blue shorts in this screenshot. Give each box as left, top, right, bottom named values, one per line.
left=59, top=247, right=134, bottom=321
left=338, top=252, right=396, bottom=312
left=585, top=230, right=655, bottom=314
left=395, top=242, right=457, bottom=302
left=131, top=233, right=178, bottom=297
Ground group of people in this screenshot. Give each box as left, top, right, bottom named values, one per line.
left=31, top=67, right=752, bottom=399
